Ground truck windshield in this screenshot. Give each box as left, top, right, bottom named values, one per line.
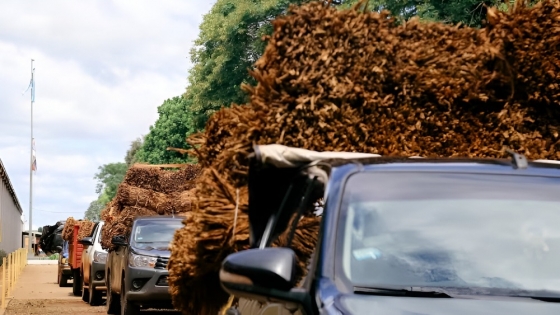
left=132, top=220, right=183, bottom=244
left=339, top=171, right=560, bottom=296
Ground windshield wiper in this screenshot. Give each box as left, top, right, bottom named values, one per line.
left=508, top=295, right=560, bottom=303
left=354, top=286, right=453, bottom=298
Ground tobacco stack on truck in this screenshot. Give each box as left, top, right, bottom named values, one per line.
left=164, top=1, right=560, bottom=314
left=98, top=164, right=199, bottom=314
left=61, top=218, right=95, bottom=296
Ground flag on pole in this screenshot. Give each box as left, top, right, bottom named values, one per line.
left=31, top=70, right=35, bottom=102
left=22, top=67, right=35, bottom=102
left=31, top=138, right=37, bottom=172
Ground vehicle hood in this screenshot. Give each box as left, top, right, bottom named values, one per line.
left=130, top=243, right=171, bottom=258
left=336, top=295, right=560, bottom=315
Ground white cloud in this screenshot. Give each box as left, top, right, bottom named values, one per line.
left=0, top=0, right=216, bottom=228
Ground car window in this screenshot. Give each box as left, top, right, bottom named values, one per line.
left=339, top=172, right=560, bottom=295
left=132, top=220, right=183, bottom=244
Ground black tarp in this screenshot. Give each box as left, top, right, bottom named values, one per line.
left=40, top=221, right=65, bottom=255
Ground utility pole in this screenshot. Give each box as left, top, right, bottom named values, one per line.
left=28, top=59, right=35, bottom=256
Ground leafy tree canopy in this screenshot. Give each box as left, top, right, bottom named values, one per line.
left=125, top=137, right=144, bottom=167
left=184, top=0, right=313, bottom=130
left=94, top=162, right=127, bottom=201
left=84, top=198, right=105, bottom=222
left=134, top=96, right=197, bottom=164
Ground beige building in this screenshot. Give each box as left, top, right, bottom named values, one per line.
left=0, top=159, right=24, bottom=253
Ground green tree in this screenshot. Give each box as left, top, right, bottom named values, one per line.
left=94, top=162, right=128, bottom=201
left=135, top=96, right=197, bottom=164
left=84, top=199, right=104, bottom=222
left=125, top=137, right=144, bottom=167
left=185, top=0, right=314, bottom=130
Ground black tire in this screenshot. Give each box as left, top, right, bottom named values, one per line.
left=106, top=273, right=120, bottom=314
left=59, top=272, right=69, bottom=287
left=89, top=276, right=103, bottom=306
left=72, top=269, right=82, bottom=296
left=82, top=273, right=90, bottom=303
left=121, top=278, right=140, bottom=315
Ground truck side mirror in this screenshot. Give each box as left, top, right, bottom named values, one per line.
left=78, top=237, right=93, bottom=246
left=219, top=248, right=312, bottom=314
left=111, top=235, right=127, bottom=247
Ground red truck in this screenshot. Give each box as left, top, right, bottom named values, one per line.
left=68, top=224, right=85, bottom=296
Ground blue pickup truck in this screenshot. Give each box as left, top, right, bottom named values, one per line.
left=220, top=145, right=560, bottom=315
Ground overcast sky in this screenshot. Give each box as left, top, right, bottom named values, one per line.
left=0, top=0, right=215, bottom=231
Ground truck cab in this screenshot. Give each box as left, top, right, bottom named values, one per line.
left=220, top=145, right=560, bottom=315
left=78, top=221, right=107, bottom=305
left=105, top=216, right=184, bottom=315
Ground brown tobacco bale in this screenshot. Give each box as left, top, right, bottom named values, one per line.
left=62, top=217, right=76, bottom=241
left=99, top=164, right=200, bottom=251
left=100, top=199, right=118, bottom=223
left=123, top=166, right=162, bottom=192
left=159, top=165, right=202, bottom=194
left=171, top=189, right=197, bottom=213
left=124, top=164, right=201, bottom=194
left=62, top=218, right=94, bottom=242
left=100, top=220, right=116, bottom=251
left=116, top=183, right=175, bottom=215
left=486, top=1, right=560, bottom=106
left=169, top=169, right=249, bottom=315
left=76, top=221, right=95, bottom=240
left=172, top=1, right=560, bottom=314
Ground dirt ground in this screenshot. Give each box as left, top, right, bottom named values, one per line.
left=3, top=264, right=180, bottom=315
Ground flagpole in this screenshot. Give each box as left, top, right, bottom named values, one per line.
left=28, top=59, right=34, bottom=256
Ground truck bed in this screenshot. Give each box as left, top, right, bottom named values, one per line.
left=68, top=224, right=83, bottom=269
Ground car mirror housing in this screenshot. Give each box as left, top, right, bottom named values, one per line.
left=221, top=247, right=297, bottom=291
left=78, top=237, right=93, bottom=246
left=220, top=247, right=312, bottom=313
left=111, top=235, right=127, bottom=247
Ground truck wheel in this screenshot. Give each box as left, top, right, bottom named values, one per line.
left=106, top=273, right=120, bottom=314
left=59, top=273, right=68, bottom=287
left=82, top=275, right=90, bottom=303
left=121, top=278, right=140, bottom=315
left=72, top=269, right=82, bottom=296
left=89, top=277, right=103, bottom=306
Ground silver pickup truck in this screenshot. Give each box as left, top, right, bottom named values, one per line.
left=78, top=221, right=108, bottom=306
left=105, top=216, right=184, bottom=315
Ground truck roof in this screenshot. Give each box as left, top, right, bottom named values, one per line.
left=329, top=156, right=560, bottom=178
left=252, top=143, right=560, bottom=177
left=133, top=215, right=185, bottom=222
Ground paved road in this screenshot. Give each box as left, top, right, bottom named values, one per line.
left=3, top=264, right=179, bottom=314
